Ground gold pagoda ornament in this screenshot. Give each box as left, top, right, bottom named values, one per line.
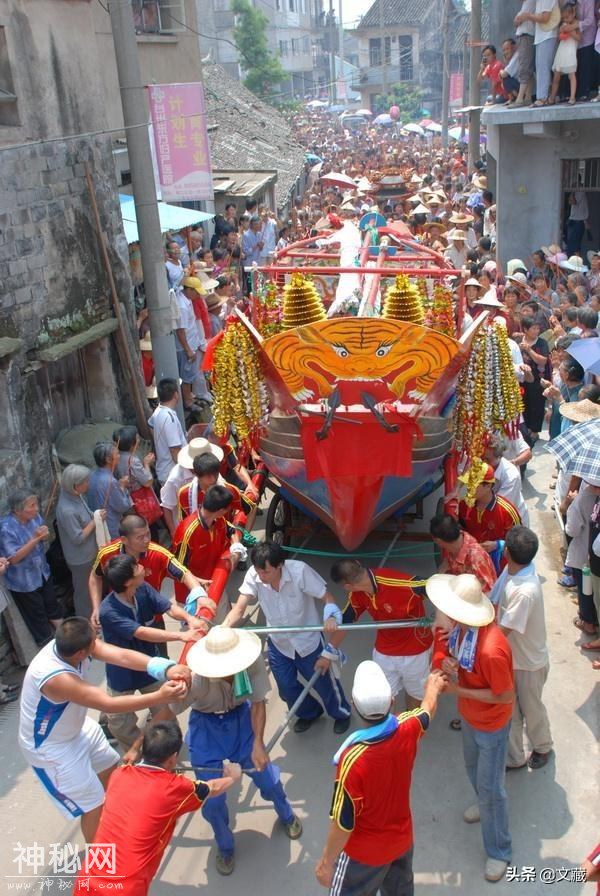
left=281, top=272, right=327, bottom=329
left=382, top=275, right=424, bottom=324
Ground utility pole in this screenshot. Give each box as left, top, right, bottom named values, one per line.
left=468, top=0, right=482, bottom=171
left=107, top=0, right=183, bottom=424
left=328, top=0, right=337, bottom=103
left=441, top=0, right=451, bottom=148
left=380, top=0, right=388, bottom=99
left=338, top=0, right=344, bottom=103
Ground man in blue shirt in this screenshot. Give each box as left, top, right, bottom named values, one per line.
left=99, top=554, right=201, bottom=747
left=241, top=215, right=264, bottom=267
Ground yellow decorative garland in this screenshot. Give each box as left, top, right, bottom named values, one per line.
left=212, top=321, right=269, bottom=448
left=454, top=319, right=523, bottom=505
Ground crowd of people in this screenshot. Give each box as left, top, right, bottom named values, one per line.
left=1, top=102, right=599, bottom=896
left=478, top=0, right=600, bottom=108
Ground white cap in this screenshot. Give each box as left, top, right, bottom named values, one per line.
left=352, top=660, right=392, bottom=719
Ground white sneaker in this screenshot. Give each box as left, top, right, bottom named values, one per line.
left=463, top=804, right=480, bottom=823
left=485, top=859, right=508, bottom=882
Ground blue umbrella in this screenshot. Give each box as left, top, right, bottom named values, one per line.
left=305, top=152, right=323, bottom=164
left=567, top=337, right=600, bottom=375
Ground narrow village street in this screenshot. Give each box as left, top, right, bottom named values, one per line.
left=1, top=439, right=596, bottom=895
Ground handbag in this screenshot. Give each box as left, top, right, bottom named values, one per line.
left=129, top=485, right=163, bottom=525
left=127, top=454, right=163, bottom=525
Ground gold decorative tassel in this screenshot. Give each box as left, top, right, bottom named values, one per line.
left=382, top=275, right=424, bottom=324
left=281, top=272, right=327, bottom=330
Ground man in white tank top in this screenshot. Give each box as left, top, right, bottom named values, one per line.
left=18, top=617, right=190, bottom=842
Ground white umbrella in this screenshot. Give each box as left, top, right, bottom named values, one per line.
left=402, top=123, right=425, bottom=136
left=425, top=122, right=442, bottom=133
left=320, top=171, right=357, bottom=190
left=307, top=99, right=327, bottom=108
left=449, top=126, right=468, bottom=140
left=356, top=108, right=373, bottom=116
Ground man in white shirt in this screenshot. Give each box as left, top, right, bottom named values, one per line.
left=517, top=0, right=558, bottom=104
left=566, top=191, right=589, bottom=256
left=223, top=540, right=351, bottom=734
left=493, top=527, right=553, bottom=770
left=444, top=230, right=468, bottom=270
left=148, top=379, right=187, bottom=485
left=172, top=284, right=206, bottom=411
left=484, top=433, right=529, bottom=525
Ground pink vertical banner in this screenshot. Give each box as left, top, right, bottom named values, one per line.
left=148, top=82, right=214, bottom=201
left=449, top=73, right=464, bottom=105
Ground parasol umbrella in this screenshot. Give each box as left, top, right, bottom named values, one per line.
left=547, top=418, right=600, bottom=474
left=402, top=123, right=425, bottom=136
left=306, top=99, right=327, bottom=108
left=449, top=126, right=468, bottom=140
left=320, top=171, right=358, bottom=190
left=419, top=118, right=433, bottom=127
left=374, top=113, right=393, bottom=126
left=305, top=152, right=323, bottom=164
left=567, top=337, right=600, bottom=375
left=356, top=108, right=373, bottom=116
left=425, top=122, right=442, bottom=133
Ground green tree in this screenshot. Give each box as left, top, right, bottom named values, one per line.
left=231, top=0, right=286, bottom=102
left=372, top=83, right=424, bottom=120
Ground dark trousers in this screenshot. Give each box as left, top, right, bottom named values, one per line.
left=267, top=637, right=350, bottom=721
left=572, top=567, right=599, bottom=626
left=576, top=44, right=595, bottom=98
left=10, top=577, right=62, bottom=646
left=566, top=219, right=585, bottom=256
left=329, top=847, right=414, bottom=896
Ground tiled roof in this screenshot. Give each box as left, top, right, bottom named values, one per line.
left=202, top=63, right=305, bottom=209
left=449, top=8, right=491, bottom=55
left=356, top=0, right=433, bottom=29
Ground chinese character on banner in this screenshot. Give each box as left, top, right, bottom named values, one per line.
left=148, top=83, right=214, bottom=202
left=449, top=72, right=464, bottom=106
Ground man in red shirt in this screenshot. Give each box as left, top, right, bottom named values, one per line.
left=458, top=462, right=521, bottom=562
left=315, top=661, right=446, bottom=894
left=89, top=513, right=213, bottom=628
left=430, top=512, right=497, bottom=595
left=428, top=573, right=514, bottom=883
left=75, top=720, right=240, bottom=895
left=329, top=560, right=433, bottom=710
left=172, top=485, right=235, bottom=604
left=177, top=451, right=257, bottom=521
left=478, top=44, right=508, bottom=102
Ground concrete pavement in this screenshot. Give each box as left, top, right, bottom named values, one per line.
left=0, top=435, right=598, bottom=894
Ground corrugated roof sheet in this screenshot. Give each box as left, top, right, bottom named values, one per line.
left=202, top=63, right=305, bottom=210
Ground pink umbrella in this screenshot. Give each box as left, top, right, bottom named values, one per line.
left=320, top=171, right=357, bottom=190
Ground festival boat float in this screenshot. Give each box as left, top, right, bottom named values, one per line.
left=208, top=217, right=513, bottom=550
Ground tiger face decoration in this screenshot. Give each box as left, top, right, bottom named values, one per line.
left=262, top=318, right=459, bottom=403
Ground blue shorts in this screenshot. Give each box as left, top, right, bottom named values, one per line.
left=176, top=349, right=198, bottom=384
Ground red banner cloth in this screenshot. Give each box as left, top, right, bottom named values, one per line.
left=300, top=412, right=421, bottom=483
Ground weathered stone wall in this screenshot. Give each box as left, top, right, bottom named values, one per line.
left=0, top=135, right=136, bottom=505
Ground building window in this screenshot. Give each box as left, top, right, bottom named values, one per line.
left=0, top=26, right=19, bottom=127
left=384, top=36, right=391, bottom=63
left=302, top=35, right=310, bottom=53
left=275, top=0, right=281, bottom=8
left=291, top=37, right=300, bottom=55
left=398, top=35, right=413, bottom=80
left=369, top=37, right=381, bottom=67
left=289, top=0, right=295, bottom=10
left=132, top=0, right=186, bottom=35
left=279, top=39, right=289, bottom=57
